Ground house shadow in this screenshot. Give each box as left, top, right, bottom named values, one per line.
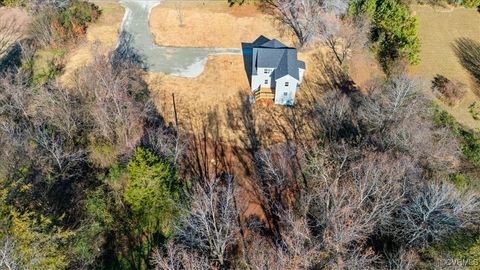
left=241, top=35, right=270, bottom=87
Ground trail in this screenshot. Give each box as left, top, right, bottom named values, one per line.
left=119, top=0, right=241, bottom=77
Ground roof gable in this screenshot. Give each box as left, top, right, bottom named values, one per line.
left=251, top=36, right=305, bottom=80
left=259, top=39, right=288, bottom=48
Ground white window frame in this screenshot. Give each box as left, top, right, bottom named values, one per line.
left=264, top=80, right=269, bottom=85
left=285, top=82, right=289, bottom=87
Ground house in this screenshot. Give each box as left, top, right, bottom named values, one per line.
left=250, top=36, right=305, bottom=106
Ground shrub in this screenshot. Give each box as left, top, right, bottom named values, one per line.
left=469, top=102, right=480, bottom=120
left=461, top=0, right=480, bottom=8
left=434, top=107, right=480, bottom=168
left=53, top=1, right=100, bottom=43
left=0, top=0, right=21, bottom=6
left=432, top=75, right=466, bottom=105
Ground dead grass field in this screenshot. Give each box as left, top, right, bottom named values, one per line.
left=411, top=5, right=480, bottom=129
left=60, top=3, right=124, bottom=85
left=146, top=55, right=250, bottom=129
left=150, top=1, right=295, bottom=48
left=0, top=7, right=30, bottom=58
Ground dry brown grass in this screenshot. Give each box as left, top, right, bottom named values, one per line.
left=0, top=7, right=30, bottom=58
left=149, top=1, right=295, bottom=48
left=60, top=3, right=124, bottom=85
left=0, top=7, right=30, bottom=30
left=411, top=4, right=480, bottom=129
left=146, top=54, right=250, bottom=140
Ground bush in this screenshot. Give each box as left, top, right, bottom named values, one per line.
left=461, top=0, right=480, bottom=8
left=469, top=102, right=480, bottom=120
left=434, top=107, right=480, bottom=168
left=0, top=0, right=21, bottom=6
left=53, top=1, right=100, bottom=43
left=432, top=75, right=466, bottom=105
left=29, top=1, right=100, bottom=47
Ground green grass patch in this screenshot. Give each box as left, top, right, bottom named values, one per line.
left=428, top=232, right=480, bottom=270
left=433, top=106, right=480, bottom=168
left=31, top=48, right=66, bottom=85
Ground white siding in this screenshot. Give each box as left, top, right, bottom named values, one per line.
left=274, top=75, right=299, bottom=105
left=251, top=67, right=274, bottom=91
left=299, top=68, right=305, bottom=84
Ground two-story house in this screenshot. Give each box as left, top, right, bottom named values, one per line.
left=250, top=37, right=305, bottom=106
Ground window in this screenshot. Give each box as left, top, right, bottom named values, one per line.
left=264, top=69, right=270, bottom=74
left=283, top=92, right=288, bottom=96
left=265, top=80, right=269, bottom=85
left=285, top=82, right=289, bottom=87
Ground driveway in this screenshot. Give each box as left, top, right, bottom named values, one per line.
left=119, top=0, right=242, bottom=77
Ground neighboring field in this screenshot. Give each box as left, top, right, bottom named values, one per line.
left=60, top=3, right=124, bottom=85
left=149, top=1, right=295, bottom=48
left=412, top=5, right=480, bottom=129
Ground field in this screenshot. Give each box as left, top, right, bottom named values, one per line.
left=412, top=5, right=480, bottom=129
left=60, top=3, right=124, bottom=85
left=150, top=0, right=295, bottom=48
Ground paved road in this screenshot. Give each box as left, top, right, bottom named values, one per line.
left=119, top=0, right=241, bottom=77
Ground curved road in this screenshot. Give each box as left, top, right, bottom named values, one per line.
left=119, top=0, right=242, bottom=77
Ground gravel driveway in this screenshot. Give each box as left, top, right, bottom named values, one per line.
left=119, top=0, right=241, bottom=77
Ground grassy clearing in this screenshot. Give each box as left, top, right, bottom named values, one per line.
left=411, top=4, right=480, bottom=129
left=32, top=48, right=66, bottom=84
left=149, top=1, right=295, bottom=48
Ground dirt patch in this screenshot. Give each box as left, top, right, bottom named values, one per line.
left=149, top=1, right=295, bottom=48
left=411, top=4, right=480, bottom=129
left=60, top=3, right=124, bottom=85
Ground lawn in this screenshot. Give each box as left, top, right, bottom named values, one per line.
left=411, top=5, right=480, bottom=129
left=149, top=0, right=295, bottom=48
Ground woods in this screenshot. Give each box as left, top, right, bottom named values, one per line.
left=0, top=0, right=479, bottom=269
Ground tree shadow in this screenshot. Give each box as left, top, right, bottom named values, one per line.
left=0, top=43, right=23, bottom=72
left=452, top=37, right=480, bottom=95
left=241, top=35, right=271, bottom=87
left=111, top=31, right=146, bottom=70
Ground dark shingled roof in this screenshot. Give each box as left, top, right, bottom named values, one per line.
left=259, top=39, right=288, bottom=49
left=251, top=37, right=305, bottom=80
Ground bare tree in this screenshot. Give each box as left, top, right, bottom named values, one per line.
left=318, top=14, right=369, bottom=65
left=72, top=52, right=148, bottom=154
left=261, top=0, right=351, bottom=47
left=386, top=181, right=480, bottom=248
left=174, top=177, right=240, bottom=267
left=358, top=76, right=460, bottom=176
left=0, top=236, right=19, bottom=270
left=262, top=0, right=322, bottom=46
left=151, top=242, right=210, bottom=270
left=385, top=248, right=419, bottom=270
left=28, top=10, right=55, bottom=48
